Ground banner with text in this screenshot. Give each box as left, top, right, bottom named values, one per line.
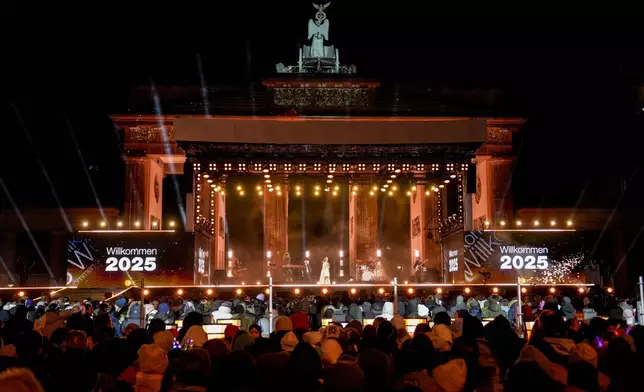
left=444, top=230, right=588, bottom=284
left=66, top=232, right=195, bottom=288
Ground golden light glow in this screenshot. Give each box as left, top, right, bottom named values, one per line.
left=350, top=288, right=357, bottom=295
left=256, top=185, right=262, bottom=191
left=407, top=288, right=414, bottom=294
left=550, top=220, right=556, bottom=227
left=392, top=185, right=397, bottom=191
left=265, top=179, right=271, bottom=183
left=369, top=191, right=375, bottom=196
left=353, top=185, right=359, bottom=190
left=404, top=281, right=409, bottom=284
left=169, top=221, right=176, bottom=228
left=521, top=287, right=528, bottom=294
left=492, top=287, right=499, bottom=293
left=406, top=191, right=411, bottom=196
left=432, top=186, right=439, bottom=192
left=50, top=291, right=56, bottom=295
left=206, top=289, right=214, bottom=295
left=239, top=191, right=245, bottom=196
left=606, top=287, right=613, bottom=294
left=265, top=288, right=270, bottom=294
left=314, top=190, right=320, bottom=196
left=500, top=221, right=506, bottom=227
left=152, top=221, right=158, bottom=228
left=117, top=221, right=123, bottom=228
left=578, top=287, right=585, bottom=294
left=322, top=288, right=329, bottom=295
left=275, top=186, right=281, bottom=191
left=293, top=288, right=301, bottom=295
left=177, top=289, right=184, bottom=295
left=18, top=291, right=24, bottom=297
left=425, top=190, right=430, bottom=196
left=388, top=191, right=393, bottom=196
left=236, top=288, right=243, bottom=295
left=516, top=220, right=522, bottom=227
left=81, top=220, right=89, bottom=227
left=533, top=220, right=540, bottom=227
left=567, top=220, right=573, bottom=227
left=277, top=191, right=282, bottom=196
left=438, top=184, right=444, bottom=188
left=484, top=221, right=490, bottom=227
left=100, top=221, right=106, bottom=227
left=258, top=190, right=263, bottom=196
left=378, top=288, right=385, bottom=294
left=315, top=185, right=321, bottom=191
left=203, top=174, right=209, bottom=178
left=549, top=287, right=556, bottom=293
left=372, top=185, right=378, bottom=191
left=143, top=289, right=149, bottom=296
left=236, top=185, right=242, bottom=191
left=334, top=185, right=339, bottom=191
left=256, top=281, right=261, bottom=285
left=412, top=186, right=417, bottom=191
left=444, top=179, right=450, bottom=184
left=436, top=287, right=443, bottom=294
left=124, top=280, right=133, bottom=287
left=464, top=287, right=471, bottom=294
left=134, top=221, right=141, bottom=227
left=296, top=191, right=301, bottom=196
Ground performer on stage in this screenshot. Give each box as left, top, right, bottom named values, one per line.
left=412, top=257, right=426, bottom=283
left=318, top=257, right=331, bottom=284
left=232, top=259, right=245, bottom=278
left=303, top=259, right=312, bottom=283
left=373, top=258, right=386, bottom=281
left=283, top=252, right=293, bottom=283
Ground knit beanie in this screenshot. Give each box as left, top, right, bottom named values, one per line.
left=137, top=344, right=169, bottom=374
left=275, top=316, right=294, bottom=333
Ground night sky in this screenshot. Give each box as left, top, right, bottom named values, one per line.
left=2, top=2, right=643, bottom=224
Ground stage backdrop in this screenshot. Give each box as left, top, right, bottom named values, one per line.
left=66, top=232, right=195, bottom=288
left=444, top=230, right=588, bottom=284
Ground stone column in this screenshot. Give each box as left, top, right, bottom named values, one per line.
left=211, top=178, right=227, bottom=276
left=472, top=155, right=514, bottom=230
left=263, top=182, right=289, bottom=277
left=409, top=185, right=441, bottom=282
left=349, top=185, right=378, bottom=280
left=123, top=155, right=166, bottom=230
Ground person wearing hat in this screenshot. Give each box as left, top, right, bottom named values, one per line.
left=280, top=331, right=298, bottom=352
left=135, top=344, right=169, bottom=392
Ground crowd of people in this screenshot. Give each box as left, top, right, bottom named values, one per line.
left=0, top=290, right=642, bottom=392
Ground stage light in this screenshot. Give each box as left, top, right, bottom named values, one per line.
left=392, top=185, right=397, bottom=191
left=378, top=288, right=385, bottom=294
left=322, top=288, right=328, bottom=295
left=484, top=221, right=490, bottom=227
left=207, top=179, right=213, bottom=184
left=264, top=174, right=270, bottom=178
left=117, top=221, right=123, bottom=228
left=305, top=250, right=310, bottom=258
left=265, top=179, right=271, bottom=183
left=275, top=186, right=281, bottom=191
left=550, top=220, right=556, bottom=227
left=228, top=250, right=233, bottom=259
left=203, top=174, right=209, bottom=178
left=350, top=288, right=357, bottom=295
left=241, top=282, right=246, bottom=285
left=236, top=288, right=243, bottom=295
left=383, top=184, right=389, bottom=188
left=143, top=289, right=149, bottom=296
left=256, top=185, right=262, bottom=191
left=549, top=287, right=556, bottom=294
left=432, top=186, right=439, bottom=192
left=388, top=191, right=393, bottom=196
left=332, top=281, right=336, bottom=285
left=395, top=169, right=401, bottom=173
left=315, top=185, right=321, bottom=191
left=381, top=188, right=386, bottom=192
left=387, top=179, right=392, bottom=184
left=100, top=221, right=106, bottom=228
left=464, top=287, right=471, bottom=294
left=438, top=184, right=444, bottom=188
left=18, top=291, right=24, bottom=297
left=293, top=288, right=301, bottom=295
left=372, top=185, right=378, bottom=191
left=436, top=287, right=443, bottom=294
left=266, top=251, right=272, bottom=258
left=444, top=179, right=450, bottom=184
left=500, top=221, right=506, bottom=227
left=411, top=185, right=417, bottom=191
left=177, top=289, right=184, bottom=295
left=414, top=249, right=420, bottom=258
left=533, top=220, right=540, bottom=227
left=262, top=168, right=269, bottom=173
left=578, top=287, right=585, bottom=294
left=407, top=288, right=414, bottom=294
left=277, top=191, right=282, bottom=196
left=124, top=279, right=133, bottom=287
left=314, top=190, right=320, bottom=196
left=81, top=220, right=89, bottom=228
left=296, top=191, right=301, bottom=196
left=168, top=221, right=176, bottom=228
left=332, top=191, right=338, bottom=196
left=352, top=191, right=357, bottom=195
left=406, top=191, right=411, bottom=196
left=334, top=185, right=339, bottom=191
left=369, top=191, right=375, bottom=196
left=404, top=280, right=408, bottom=284
left=206, top=289, right=213, bottom=295
left=236, top=185, right=242, bottom=191
left=516, top=220, right=522, bottom=227
left=239, top=191, right=245, bottom=196
left=134, top=220, right=141, bottom=227
left=339, top=250, right=344, bottom=257
left=152, top=221, right=159, bottom=228
left=327, top=174, right=333, bottom=179
left=265, top=288, right=270, bottom=294
left=567, top=220, right=573, bottom=227
left=258, top=191, right=263, bottom=195
left=521, top=287, right=527, bottom=294
left=450, top=173, right=457, bottom=179
left=376, top=249, right=382, bottom=258
left=425, top=190, right=430, bottom=196
left=606, top=287, right=613, bottom=294
left=492, top=287, right=499, bottom=293
left=227, top=271, right=233, bottom=277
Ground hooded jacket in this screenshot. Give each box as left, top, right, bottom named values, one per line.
left=211, top=305, right=233, bottom=321
left=561, top=297, right=576, bottom=320
left=450, top=295, right=467, bottom=316
left=406, top=298, right=419, bottom=317
left=381, top=302, right=394, bottom=321
left=347, top=303, right=363, bottom=323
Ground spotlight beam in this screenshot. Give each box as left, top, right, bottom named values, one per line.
left=0, top=178, right=54, bottom=278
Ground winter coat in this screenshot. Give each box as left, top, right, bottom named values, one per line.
left=42, top=310, right=72, bottom=339
left=561, top=297, right=576, bottom=320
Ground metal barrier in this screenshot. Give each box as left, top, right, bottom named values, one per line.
left=0, top=274, right=19, bottom=286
